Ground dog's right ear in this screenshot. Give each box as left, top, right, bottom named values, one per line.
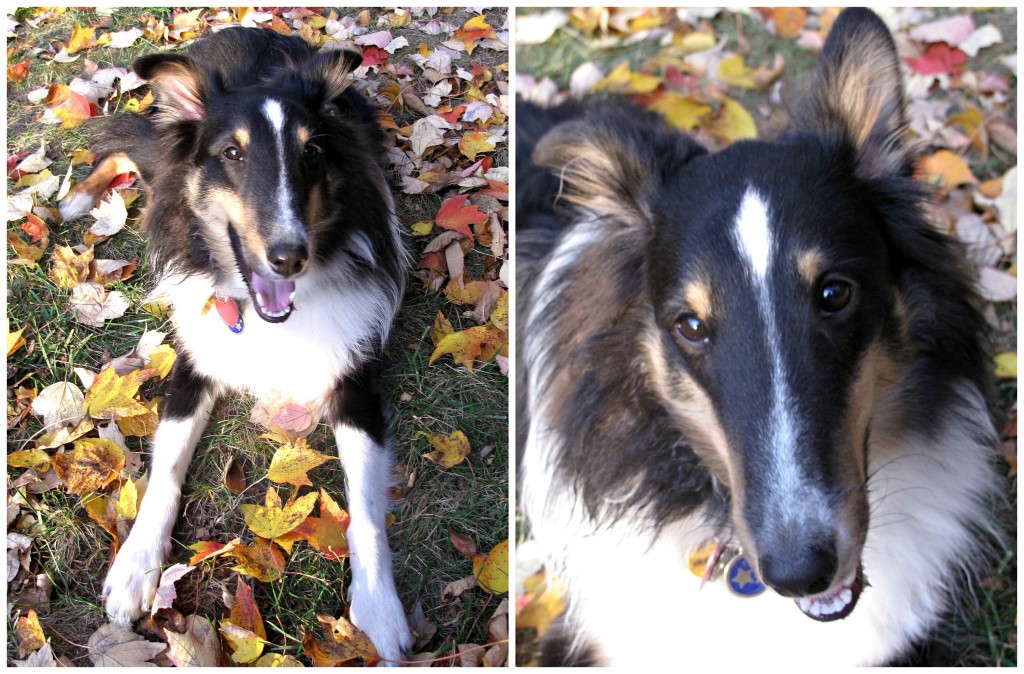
left=134, top=53, right=207, bottom=122
left=534, top=111, right=702, bottom=225
left=306, top=45, right=363, bottom=104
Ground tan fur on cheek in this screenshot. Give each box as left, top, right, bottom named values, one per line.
left=796, top=248, right=825, bottom=288
left=684, top=281, right=713, bottom=321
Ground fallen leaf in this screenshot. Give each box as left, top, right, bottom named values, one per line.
left=219, top=623, right=265, bottom=664
left=43, top=83, right=94, bottom=129
left=458, top=131, right=496, bottom=160
left=30, top=380, right=86, bottom=432
left=650, top=93, right=712, bottom=132
left=428, top=323, right=507, bottom=371
left=16, top=609, right=46, bottom=658
left=905, top=42, right=967, bottom=76
left=188, top=537, right=242, bottom=565
left=224, top=456, right=247, bottom=494
left=978, top=267, right=1017, bottom=302
left=472, top=539, right=509, bottom=594
left=230, top=538, right=286, bottom=582
left=772, top=7, right=807, bottom=38
left=88, top=622, right=164, bottom=666
left=594, top=61, right=661, bottom=95
left=83, top=366, right=155, bottom=420
left=71, top=282, right=130, bottom=327
left=89, top=190, right=128, bottom=237
left=516, top=572, right=566, bottom=637
left=7, top=449, right=51, bottom=472
left=13, top=642, right=55, bottom=667
left=164, top=615, right=221, bottom=667
left=442, top=575, right=476, bottom=601
left=908, top=14, right=975, bottom=47
left=450, top=527, right=478, bottom=562
left=994, top=352, right=1016, bottom=379
left=51, top=438, right=125, bottom=495
left=35, top=417, right=95, bottom=450
left=287, top=488, right=350, bottom=560
left=252, top=653, right=304, bottom=666
left=267, top=438, right=333, bottom=487
left=49, top=245, right=94, bottom=288
left=8, top=60, right=29, bottom=83
left=306, top=614, right=380, bottom=666
left=916, top=150, right=978, bottom=189
left=67, top=23, right=98, bottom=53
left=707, top=95, right=757, bottom=143
left=230, top=578, right=267, bottom=640
left=150, top=563, right=194, bottom=615
left=423, top=430, right=471, bottom=468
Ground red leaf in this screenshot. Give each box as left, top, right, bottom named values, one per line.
left=360, top=46, right=388, bottom=68
left=20, top=213, right=49, bottom=243
left=8, top=60, right=29, bottom=83
left=7, top=151, right=30, bottom=175
left=905, top=43, right=967, bottom=76
left=435, top=195, right=485, bottom=242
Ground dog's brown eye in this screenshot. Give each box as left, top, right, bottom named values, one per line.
left=303, top=144, right=321, bottom=160
left=820, top=280, right=852, bottom=313
left=223, top=146, right=243, bottom=161
left=676, top=314, right=709, bottom=343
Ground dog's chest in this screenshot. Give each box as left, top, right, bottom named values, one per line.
left=156, top=273, right=378, bottom=403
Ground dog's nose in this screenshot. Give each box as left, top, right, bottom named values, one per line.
left=759, top=545, right=836, bottom=597
left=267, top=242, right=308, bottom=277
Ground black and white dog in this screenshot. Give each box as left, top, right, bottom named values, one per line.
left=62, top=27, right=412, bottom=661
left=517, top=9, right=1001, bottom=666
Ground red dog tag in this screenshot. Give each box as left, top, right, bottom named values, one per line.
left=213, top=297, right=244, bottom=334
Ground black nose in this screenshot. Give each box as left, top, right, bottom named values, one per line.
left=267, top=243, right=308, bottom=277
left=759, top=545, right=836, bottom=597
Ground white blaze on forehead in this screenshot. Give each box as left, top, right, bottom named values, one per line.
left=734, top=189, right=773, bottom=281
left=730, top=187, right=829, bottom=527
left=261, top=98, right=306, bottom=243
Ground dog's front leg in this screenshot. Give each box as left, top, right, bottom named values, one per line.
left=330, top=368, right=412, bottom=665
left=104, top=355, right=217, bottom=624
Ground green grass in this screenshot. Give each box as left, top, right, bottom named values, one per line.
left=515, top=6, right=1016, bottom=667
left=7, top=7, right=508, bottom=666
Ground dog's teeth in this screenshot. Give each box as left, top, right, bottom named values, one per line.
left=256, top=292, right=266, bottom=308
left=289, top=291, right=295, bottom=303
left=840, top=588, right=852, bottom=606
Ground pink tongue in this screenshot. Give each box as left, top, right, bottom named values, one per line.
left=250, top=273, right=295, bottom=313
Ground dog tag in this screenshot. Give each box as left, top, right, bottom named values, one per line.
left=724, top=554, right=766, bottom=597
left=214, top=297, right=244, bottom=334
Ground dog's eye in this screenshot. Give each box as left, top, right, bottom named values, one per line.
left=223, top=146, right=243, bottom=161
left=303, top=144, right=321, bottom=161
left=676, top=314, right=710, bottom=343
left=819, top=280, right=853, bottom=313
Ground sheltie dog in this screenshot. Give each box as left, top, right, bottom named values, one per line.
left=61, top=27, right=412, bottom=661
left=517, top=9, right=1001, bottom=667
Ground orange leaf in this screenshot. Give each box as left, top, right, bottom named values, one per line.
left=916, top=150, right=978, bottom=190
left=44, top=83, right=94, bottom=129
left=16, top=609, right=46, bottom=657
left=7, top=60, right=29, bottom=83
left=49, top=245, right=93, bottom=289
left=428, top=323, right=507, bottom=371
left=772, top=7, right=807, bottom=38
left=290, top=489, right=350, bottom=560
left=435, top=194, right=486, bottom=242
left=67, top=23, right=98, bottom=53
left=188, top=537, right=242, bottom=565
left=51, top=438, right=125, bottom=495
left=230, top=537, right=286, bottom=582
left=230, top=579, right=267, bottom=641
left=458, top=131, right=496, bottom=161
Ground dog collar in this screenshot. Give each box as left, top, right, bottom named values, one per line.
left=202, top=294, right=245, bottom=334
left=689, top=540, right=766, bottom=598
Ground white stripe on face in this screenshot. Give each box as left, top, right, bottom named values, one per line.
left=261, top=98, right=305, bottom=241
left=731, top=188, right=828, bottom=527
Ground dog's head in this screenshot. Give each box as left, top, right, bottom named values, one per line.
left=535, top=9, right=936, bottom=621
left=135, top=33, right=391, bottom=323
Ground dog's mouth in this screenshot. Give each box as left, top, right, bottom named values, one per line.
left=793, top=564, right=864, bottom=622
left=228, top=225, right=295, bottom=323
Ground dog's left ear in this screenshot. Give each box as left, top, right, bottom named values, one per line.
left=306, top=45, right=363, bottom=103
left=792, top=8, right=908, bottom=178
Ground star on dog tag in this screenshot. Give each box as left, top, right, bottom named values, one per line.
left=213, top=296, right=244, bottom=334
left=725, top=554, right=766, bottom=597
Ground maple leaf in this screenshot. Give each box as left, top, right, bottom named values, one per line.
left=36, top=416, right=95, bottom=450
left=148, top=563, right=194, bottom=615
left=707, top=96, right=758, bottom=144
left=7, top=320, right=27, bottom=356
left=252, top=653, right=304, bottom=666
left=51, top=438, right=125, bottom=495
left=7, top=232, right=46, bottom=265
left=771, top=7, right=807, bottom=38
left=422, top=430, right=471, bottom=468
left=67, top=23, right=98, bottom=53
left=116, top=398, right=160, bottom=437
left=219, top=623, right=266, bottom=664
left=7, top=60, right=29, bottom=83
left=83, top=366, right=156, bottom=420
left=43, top=83, right=95, bottom=129
left=905, top=42, right=967, bottom=76
left=472, top=539, right=509, bottom=594
left=304, top=614, right=380, bottom=666
left=230, top=537, right=286, bottom=582
left=517, top=572, right=567, bottom=637
left=435, top=194, right=486, bottom=242
left=71, top=282, right=131, bottom=327
left=230, top=578, right=268, bottom=640
left=916, top=150, right=978, bottom=190
left=20, top=212, right=50, bottom=244
left=49, top=245, right=94, bottom=288
left=286, top=488, right=351, bottom=560
left=267, top=438, right=333, bottom=487
left=87, top=622, right=166, bottom=667
left=31, top=380, right=86, bottom=432
left=458, top=131, right=496, bottom=160
left=188, top=537, right=242, bottom=565
left=428, top=323, right=507, bottom=371
left=242, top=486, right=319, bottom=540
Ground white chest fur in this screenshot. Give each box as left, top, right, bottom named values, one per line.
left=153, top=271, right=389, bottom=404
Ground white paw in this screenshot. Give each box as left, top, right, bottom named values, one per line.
left=103, top=539, right=167, bottom=624
left=58, top=190, right=95, bottom=222
left=350, top=583, right=413, bottom=666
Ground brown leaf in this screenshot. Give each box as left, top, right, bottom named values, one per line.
left=51, top=438, right=124, bottom=495
left=450, top=527, right=478, bottom=562
left=150, top=563, right=194, bottom=616
left=88, top=621, right=165, bottom=666
left=442, top=575, right=476, bottom=602
left=164, top=615, right=221, bottom=667
left=224, top=456, right=247, bottom=495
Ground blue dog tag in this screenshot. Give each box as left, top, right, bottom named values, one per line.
left=725, top=555, right=766, bottom=597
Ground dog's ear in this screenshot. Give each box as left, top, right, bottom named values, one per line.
left=793, top=8, right=908, bottom=178
left=306, top=44, right=363, bottom=103
left=134, top=53, right=208, bottom=122
left=534, top=109, right=703, bottom=224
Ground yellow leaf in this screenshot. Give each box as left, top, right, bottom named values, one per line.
left=219, top=623, right=265, bottom=664
left=70, top=148, right=95, bottom=165
left=7, top=232, right=46, bottom=265
left=36, top=417, right=95, bottom=450
left=84, top=367, right=156, bottom=420
left=717, top=54, right=758, bottom=89
left=67, top=24, right=98, bottom=54
left=146, top=344, right=176, bottom=379
left=428, top=323, right=507, bottom=371
left=675, top=31, right=715, bottom=54
left=430, top=311, right=454, bottom=347
left=916, top=150, right=978, bottom=190
left=458, top=131, right=496, bottom=161
left=116, top=398, right=160, bottom=437
left=253, top=653, right=304, bottom=667
left=594, top=62, right=662, bottom=95
left=188, top=537, right=242, bottom=565
left=230, top=537, right=286, bottom=582
left=517, top=572, right=566, bottom=636
left=422, top=430, right=471, bottom=468
left=472, top=539, right=509, bottom=594
left=994, top=352, right=1017, bottom=379
left=7, top=448, right=51, bottom=471
left=114, top=478, right=139, bottom=520
left=649, top=93, right=712, bottom=132
left=489, top=290, right=509, bottom=331
left=707, top=95, right=758, bottom=144
left=267, top=438, right=333, bottom=487
left=16, top=609, right=46, bottom=656
left=49, top=245, right=93, bottom=289
left=241, top=487, right=318, bottom=540
left=410, top=220, right=434, bottom=236
left=51, top=438, right=125, bottom=495
left=7, top=320, right=26, bottom=356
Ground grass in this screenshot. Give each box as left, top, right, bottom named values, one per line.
left=515, top=6, right=1016, bottom=667
left=7, top=6, right=508, bottom=666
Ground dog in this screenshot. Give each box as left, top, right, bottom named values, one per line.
left=60, top=27, right=413, bottom=662
left=517, top=9, right=1002, bottom=667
